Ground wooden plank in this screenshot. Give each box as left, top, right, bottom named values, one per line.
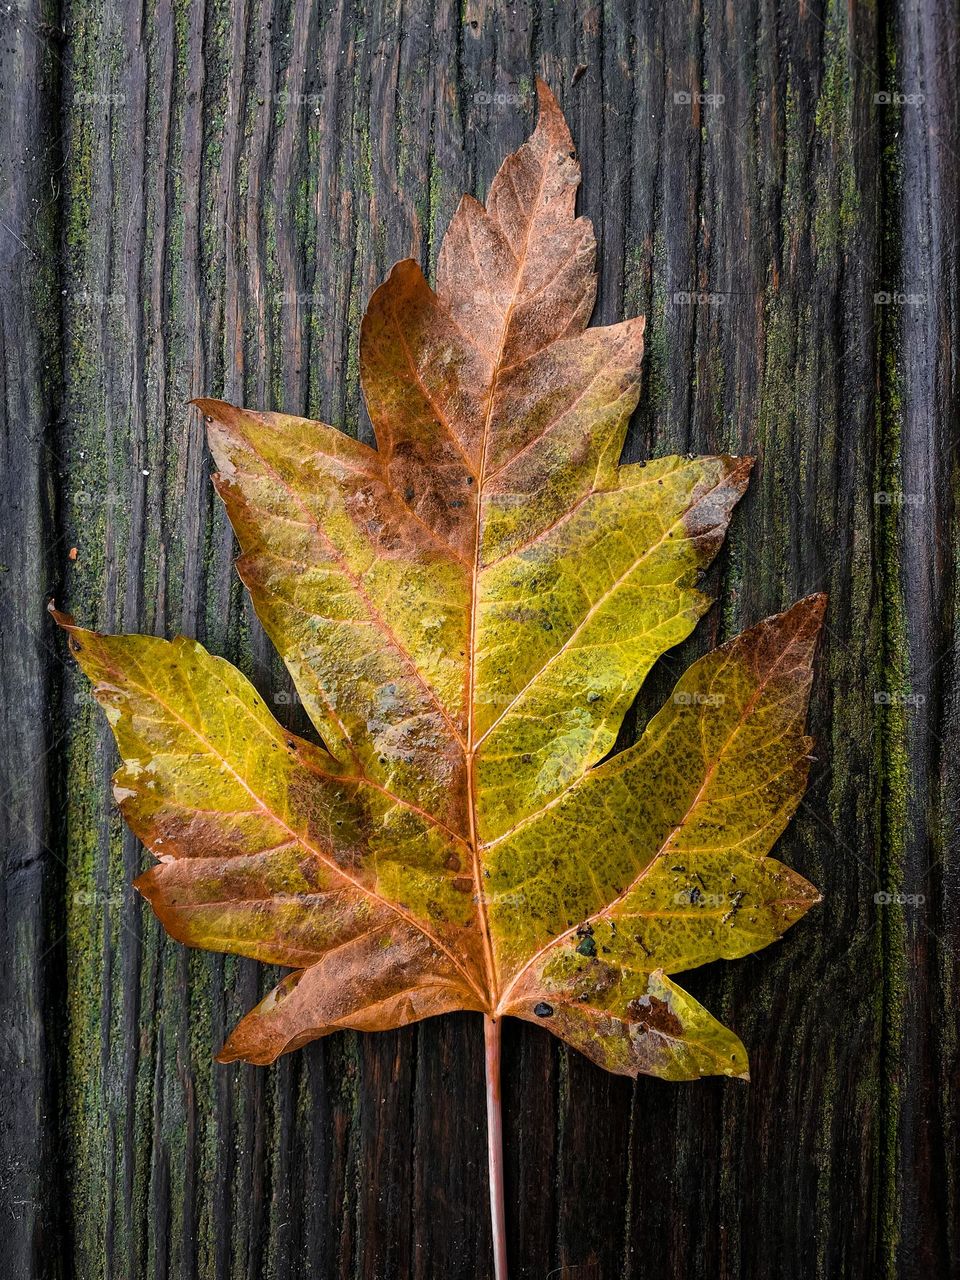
left=2, top=0, right=957, bottom=1276
left=896, top=0, right=960, bottom=1274
left=0, top=2, right=67, bottom=1277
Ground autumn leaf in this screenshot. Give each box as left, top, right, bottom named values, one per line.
left=54, top=82, right=824, bottom=1098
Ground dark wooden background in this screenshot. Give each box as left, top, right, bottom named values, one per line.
left=2, top=0, right=958, bottom=1276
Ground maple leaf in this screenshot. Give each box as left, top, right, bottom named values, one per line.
left=53, top=79, right=824, bottom=1274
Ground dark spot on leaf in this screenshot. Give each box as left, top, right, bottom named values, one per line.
left=453, top=876, right=473, bottom=894
left=576, top=935, right=597, bottom=957
left=533, top=1002, right=554, bottom=1018
left=445, top=853, right=461, bottom=872
left=627, top=995, right=683, bottom=1038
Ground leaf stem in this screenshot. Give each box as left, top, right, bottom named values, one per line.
left=484, top=1014, right=508, bottom=1280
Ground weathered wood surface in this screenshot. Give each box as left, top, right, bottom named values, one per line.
left=1, top=0, right=958, bottom=1276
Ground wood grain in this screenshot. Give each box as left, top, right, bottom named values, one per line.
left=1, top=0, right=957, bottom=1276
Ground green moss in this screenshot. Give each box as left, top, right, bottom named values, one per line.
left=873, top=16, right=908, bottom=1273
left=813, top=2, right=860, bottom=258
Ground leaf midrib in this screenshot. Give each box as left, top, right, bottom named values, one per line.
left=465, top=144, right=555, bottom=1009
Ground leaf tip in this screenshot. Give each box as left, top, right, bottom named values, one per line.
left=801, top=590, right=829, bottom=617
left=729, top=454, right=756, bottom=488
left=216, top=1021, right=280, bottom=1068
left=48, top=599, right=76, bottom=630
left=131, top=868, right=155, bottom=899
left=192, top=396, right=238, bottom=425
left=533, top=77, right=574, bottom=153
left=534, top=75, right=559, bottom=112
left=365, top=257, right=429, bottom=327
left=50, top=603, right=92, bottom=663
left=788, top=592, right=829, bottom=651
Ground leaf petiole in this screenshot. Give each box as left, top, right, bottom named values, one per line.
left=484, top=1014, right=508, bottom=1280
